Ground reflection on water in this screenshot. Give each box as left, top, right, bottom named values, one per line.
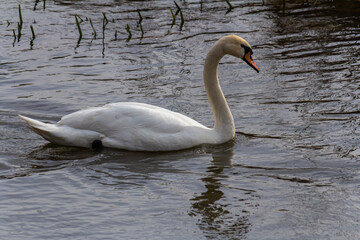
left=191, top=146, right=252, bottom=238
left=1, top=0, right=360, bottom=239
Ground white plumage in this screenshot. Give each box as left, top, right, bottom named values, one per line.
left=19, top=35, right=259, bottom=151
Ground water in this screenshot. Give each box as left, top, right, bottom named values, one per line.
left=1, top=0, right=360, bottom=239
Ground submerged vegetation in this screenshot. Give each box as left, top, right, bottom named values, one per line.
left=17, top=4, right=23, bottom=42
left=75, top=15, right=83, bottom=44
left=126, top=24, right=132, bottom=42
left=225, top=0, right=234, bottom=14
left=33, top=0, right=45, bottom=11
left=30, top=24, right=35, bottom=49
left=89, top=18, right=97, bottom=39
left=9, top=0, right=235, bottom=48
left=7, top=0, right=351, bottom=50
left=137, top=10, right=144, bottom=38
left=170, top=1, right=185, bottom=30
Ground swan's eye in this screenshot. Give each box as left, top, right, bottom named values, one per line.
left=241, top=44, right=253, bottom=55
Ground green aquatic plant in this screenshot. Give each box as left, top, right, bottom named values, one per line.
left=76, top=15, right=84, bottom=23
left=17, top=22, right=22, bottom=42
left=18, top=4, right=23, bottom=27
left=17, top=4, right=23, bottom=42
left=75, top=15, right=82, bottom=43
left=12, top=29, right=16, bottom=46
left=89, top=18, right=97, bottom=39
left=174, top=1, right=181, bottom=15
left=30, top=25, right=35, bottom=40
left=30, top=25, right=35, bottom=49
left=171, top=1, right=184, bottom=30
left=126, top=24, right=132, bottom=42
left=179, top=7, right=184, bottom=30
left=137, top=10, right=143, bottom=25
left=103, top=13, right=109, bottom=27
left=34, top=0, right=40, bottom=10
left=102, top=12, right=109, bottom=39
left=170, top=8, right=176, bottom=28
left=225, top=0, right=234, bottom=14
left=137, top=10, right=144, bottom=38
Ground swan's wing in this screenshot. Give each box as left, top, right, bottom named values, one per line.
left=59, top=102, right=205, bottom=132
left=58, top=102, right=211, bottom=150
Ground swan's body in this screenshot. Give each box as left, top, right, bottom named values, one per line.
left=19, top=35, right=259, bottom=151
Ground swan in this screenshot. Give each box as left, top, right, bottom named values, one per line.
left=19, top=35, right=259, bottom=151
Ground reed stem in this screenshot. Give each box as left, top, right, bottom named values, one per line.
left=18, top=4, right=23, bottom=27
left=174, top=1, right=181, bottom=15
left=75, top=15, right=82, bottom=43
left=170, top=8, right=176, bottom=28
left=30, top=25, right=35, bottom=40
left=137, top=10, right=143, bottom=25
left=102, top=13, right=108, bottom=39
left=89, top=18, right=97, bottom=39
left=12, top=29, right=16, bottom=46
left=179, top=8, right=184, bottom=30
left=126, top=24, right=132, bottom=42
left=225, top=0, right=234, bottom=14
left=17, top=22, right=22, bottom=42
left=34, top=0, right=40, bottom=11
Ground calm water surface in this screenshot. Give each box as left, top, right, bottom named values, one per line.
left=1, top=0, right=360, bottom=239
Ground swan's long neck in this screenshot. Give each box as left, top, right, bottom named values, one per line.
left=204, top=43, right=235, bottom=141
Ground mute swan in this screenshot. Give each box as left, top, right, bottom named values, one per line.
left=19, top=35, right=259, bottom=151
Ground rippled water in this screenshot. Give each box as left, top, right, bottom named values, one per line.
left=1, top=0, right=360, bottom=239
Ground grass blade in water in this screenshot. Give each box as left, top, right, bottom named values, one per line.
left=179, top=8, right=184, bottom=31
left=75, top=15, right=82, bottom=44
left=18, top=4, right=23, bottom=27
left=89, top=18, right=97, bottom=39
left=137, top=10, right=143, bottom=25
left=30, top=25, right=35, bottom=49
left=33, top=0, right=40, bottom=11
left=17, top=22, right=22, bottom=42
left=126, top=24, right=132, bottom=42
left=102, top=13, right=109, bottom=39
left=17, top=4, right=23, bottom=42
left=174, top=1, right=181, bottom=15
left=225, top=0, right=234, bottom=14
left=12, top=29, right=16, bottom=47
left=30, top=25, right=35, bottom=40
left=170, top=8, right=176, bottom=28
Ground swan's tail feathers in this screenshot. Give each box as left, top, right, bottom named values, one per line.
left=19, top=115, right=50, bottom=130
left=19, top=115, right=101, bottom=148
left=19, top=115, right=64, bottom=144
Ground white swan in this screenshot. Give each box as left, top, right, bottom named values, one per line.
left=19, top=35, right=259, bottom=151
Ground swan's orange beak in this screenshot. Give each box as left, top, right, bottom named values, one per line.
left=243, top=52, right=259, bottom=73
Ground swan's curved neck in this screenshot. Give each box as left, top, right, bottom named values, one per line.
left=204, top=43, right=235, bottom=141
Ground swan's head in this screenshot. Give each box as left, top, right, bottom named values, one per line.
left=221, top=35, right=260, bottom=73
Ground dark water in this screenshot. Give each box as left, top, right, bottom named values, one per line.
left=1, top=0, right=360, bottom=239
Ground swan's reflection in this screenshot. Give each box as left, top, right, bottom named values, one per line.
left=190, top=144, right=251, bottom=238
left=25, top=142, right=252, bottom=239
